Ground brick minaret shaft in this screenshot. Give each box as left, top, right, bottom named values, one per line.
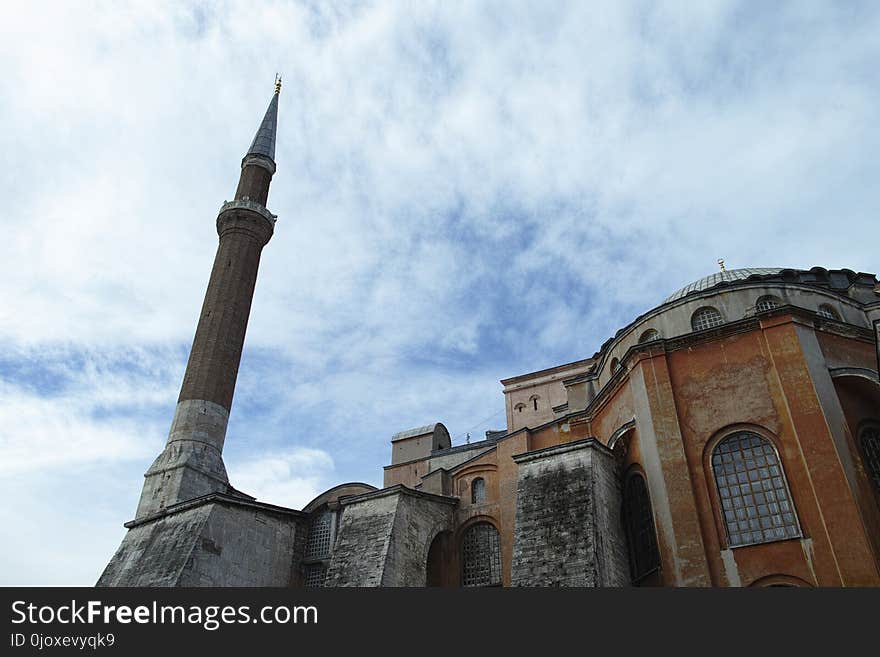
left=136, top=82, right=281, bottom=519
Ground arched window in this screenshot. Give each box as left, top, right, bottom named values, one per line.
left=471, top=477, right=486, bottom=504
left=639, top=328, right=660, bottom=343
left=711, top=431, right=800, bottom=547
left=305, top=509, right=333, bottom=560
left=691, top=306, right=724, bottom=331
left=610, top=357, right=620, bottom=372
left=623, top=473, right=661, bottom=583
left=756, top=295, right=780, bottom=312
left=515, top=403, right=525, bottom=413
left=860, top=425, right=880, bottom=493
left=817, top=304, right=840, bottom=320
left=529, top=395, right=539, bottom=411
left=461, top=522, right=501, bottom=587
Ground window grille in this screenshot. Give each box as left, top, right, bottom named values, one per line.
left=461, top=522, right=501, bottom=587
left=817, top=304, right=839, bottom=320
left=639, top=329, right=660, bottom=343
left=305, top=510, right=333, bottom=559
left=860, top=426, right=880, bottom=493
left=691, top=307, right=724, bottom=331
left=303, top=564, right=326, bottom=588
left=756, top=295, right=780, bottom=312
left=712, top=432, right=800, bottom=547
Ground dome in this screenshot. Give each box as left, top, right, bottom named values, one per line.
left=664, top=268, right=785, bottom=303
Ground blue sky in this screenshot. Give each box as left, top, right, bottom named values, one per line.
left=0, top=1, right=878, bottom=585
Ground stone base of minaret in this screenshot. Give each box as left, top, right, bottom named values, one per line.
left=98, top=494, right=310, bottom=586
left=136, top=399, right=231, bottom=518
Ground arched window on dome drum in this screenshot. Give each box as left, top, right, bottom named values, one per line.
left=860, top=425, right=880, bottom=494
left=623, top=473, right=661, bottom=583
left=461, top=522, right=502, bottom=587
left=471, top=477, right=486, bottom=504
left=610, top=357, right=620, bottom=372
left=639, top=328, right=660, bottom=343
left=691, top=306, right=724, bottom=331
left=756, top=295, right=780, bottom=312
left=817, top=304, right=840, bottom=320
left=712, top=432, right=800, bottom=547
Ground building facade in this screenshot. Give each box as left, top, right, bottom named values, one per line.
left=98, top=87, right=880, bottom=588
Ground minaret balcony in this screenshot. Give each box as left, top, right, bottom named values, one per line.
left=216, top=198, right=276, bottom=244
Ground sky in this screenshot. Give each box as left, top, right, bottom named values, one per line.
left=0, top=0, right=878, bottom=585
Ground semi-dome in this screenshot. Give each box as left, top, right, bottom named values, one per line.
left=664, top=267, right=785, bottom=303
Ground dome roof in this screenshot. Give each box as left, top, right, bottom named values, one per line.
left=664, top=268, right=784, bottom=303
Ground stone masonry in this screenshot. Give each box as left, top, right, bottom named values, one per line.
left=99, top=495, right=307, bottom=587
left=511, top=439, right=630, bottom=586
left=325, top=486, right=457, bottom=587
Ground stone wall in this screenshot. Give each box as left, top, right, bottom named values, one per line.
left=98, top=505, right=213, bottom=587
left=98, top=496, right=307, bottom=587
left=325, top=486, right=456, bottom=587
left=510, top=439, right=629, bottom=586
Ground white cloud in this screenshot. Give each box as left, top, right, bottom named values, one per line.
left=0, top=0, right=878, bottom=583
left=230, top=447, right=336, bottom=509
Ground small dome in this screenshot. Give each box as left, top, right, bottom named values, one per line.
left=665, top=268, right=785, bottom=303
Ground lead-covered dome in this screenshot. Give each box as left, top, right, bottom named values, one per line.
left=664, top=268, right=784, bottom=303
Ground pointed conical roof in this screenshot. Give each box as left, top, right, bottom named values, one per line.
left=246, top=90, right=278, bottom=161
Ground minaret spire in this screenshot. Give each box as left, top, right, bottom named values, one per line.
left=134, top=82, right=281, bottom=519
left=246, top=80, right=279, bottom=161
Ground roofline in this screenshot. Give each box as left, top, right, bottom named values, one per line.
left=565, top=305, right=876, bottom=424
left=445, top=445, right=498, bottom=475
left=391, top=422, right=447, bottom=443
left=500, top=357, right=595, bottom=386
left=577, top=272, right=878, bottom=388
left=512, top=437, right=614, bottom=464
left=338, top=484, right=459, bottom=507
left=123, top=491, right=307, bottom=528
left=302, top=482, right=379, bottom=512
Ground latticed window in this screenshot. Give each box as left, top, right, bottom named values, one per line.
left=756, top=295, right=780, bottom=312
left=471, top=477, right=486, bottom=504
left=303, top=564, right=326, bottom=588
left=623, top=474, right=661, bottom=583
left=860, top=425, right=880, bottom=493
left=461, top=522, right=501, bottom=587
left=305, top=510, right=333, bottom=559
left=639, top=328, right=660, bottom=343
left=691, top=306, right=724, bottom=331
left=817, top=304, right=839, bottom=320
left=712, top=432, right=800, bottom=547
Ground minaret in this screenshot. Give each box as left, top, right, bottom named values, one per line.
left=135, top=79, right=281, bottom=519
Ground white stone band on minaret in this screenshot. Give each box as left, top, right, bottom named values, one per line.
left=166, top=398, right=230, bottom=454
left=134, top=399, right=231, bottom=518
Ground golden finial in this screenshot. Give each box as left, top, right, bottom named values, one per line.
left=718, top=258, right=726, bottom=272
left=274, top=73, right=282, bottom=95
